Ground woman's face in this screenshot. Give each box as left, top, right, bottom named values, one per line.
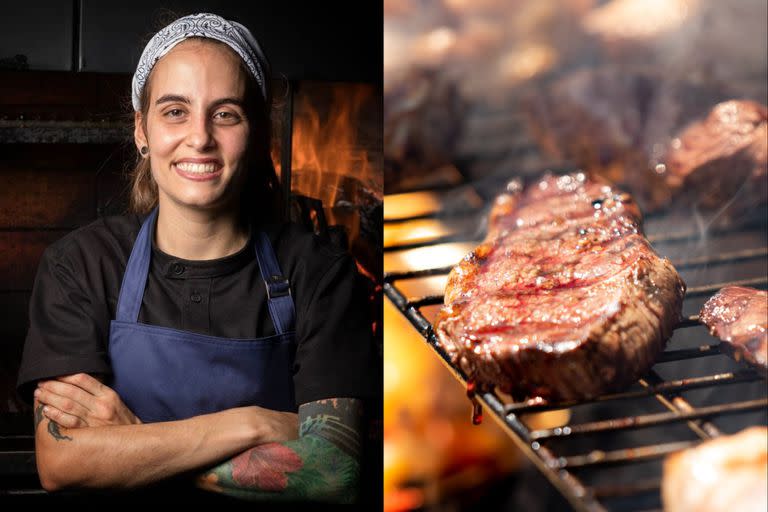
left=136, top=40, right=250, bottom=213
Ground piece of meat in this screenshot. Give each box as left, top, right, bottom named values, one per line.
left=384, top=67, right=467, bottom=193
left=699, top=286, right=767, bottom=374
left=524, top=68, right=746, bottom=212
left=435, top=173, right=685, bottom=401
left=661, top=100, right=768, bottom=219
left=662, top=427, right=768, bottom=512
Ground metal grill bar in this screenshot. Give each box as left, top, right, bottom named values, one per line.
left=504, top=370, right=761, bottom=414
left=593, top=479, right=661, bottom=498
left=528, top=399, right=767, bottom=441
left=654, top=343, right=721, bottom=362
left=639, top=370, right=721, bottom=439
left=552, top=440, right=695, bottom=470
left=676, top=315, right=700, bottom=328
left=672, top=247, right=768, bottom=269
left=645, top=222, right=765, bottom=244
left=686, top=277, right=768, bottom=296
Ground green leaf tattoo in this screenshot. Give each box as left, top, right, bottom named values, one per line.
left=198, top=398, right=363, bottom=503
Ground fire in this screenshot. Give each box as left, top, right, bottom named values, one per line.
left=277, top=82, right=382, bottom=208
left=271, top=82, right=382, bottom=279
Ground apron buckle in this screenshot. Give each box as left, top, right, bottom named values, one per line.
left=266, top=274, right=291, bottom=299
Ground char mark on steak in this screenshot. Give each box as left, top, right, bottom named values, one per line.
left=435, top=173, right=686, bottom=402
left=699, top=286, right=767, bottom=376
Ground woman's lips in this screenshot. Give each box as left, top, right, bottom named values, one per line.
left=173, top=162, right=223, bottom=181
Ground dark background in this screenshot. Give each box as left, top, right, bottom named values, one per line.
left=0, top=0, right=381, bottom=82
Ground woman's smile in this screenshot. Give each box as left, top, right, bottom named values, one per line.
left=173, top=160, right=224, bottom=181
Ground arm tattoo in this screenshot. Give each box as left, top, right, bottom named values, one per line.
left=35, top=403, right=73, bottom=441
left=198, top=398, right=364, bottom=503
left=34, top=404, right=45, bottom=430
left=298, top=399, right=361, bottom=459
left=47, top=420, right=73, bottom=442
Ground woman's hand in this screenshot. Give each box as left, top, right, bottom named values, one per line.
left=34, top=373, right=141, bottom=428
left=247, top=407, right=298, bottom=445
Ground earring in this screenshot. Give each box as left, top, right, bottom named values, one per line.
left=140, top=146, right=149, bottom=156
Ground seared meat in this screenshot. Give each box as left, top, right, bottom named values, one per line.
left=700, top=286, right=767, bottom=373
left=662, top=100, right=768, bottom=218
left=435, top=173, right=685, bottom=401
left=662, top=427, right=768, bottom=512
left=524, top=68, right=756, bottom=212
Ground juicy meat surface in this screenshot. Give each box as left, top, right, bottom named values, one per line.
left=662, top=100, right=768, bottom=217
left=435, top=173, right=686, bottom=402
left=699, top=286, right=767, bottom=372
left=662, top=427, right=768, bottom=512
left=525, top=69, right=767, bottom=215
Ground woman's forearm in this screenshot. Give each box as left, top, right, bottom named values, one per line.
left=34, top=399, right=283, bottom=491
left=197, top=398, right=364, bottom=503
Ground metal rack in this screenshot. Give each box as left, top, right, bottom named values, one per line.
left=383, top=171, right=768, bottom=511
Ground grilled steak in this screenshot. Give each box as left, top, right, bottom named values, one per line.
left=662, top=100, right=768, bottom=218
left=662, top=427, right=768, bottom=512
left=699, top=286, right=767, bottom=374
left=524, top=68, right=760, bottom=212
left=435, top=173, right=685, bottom=402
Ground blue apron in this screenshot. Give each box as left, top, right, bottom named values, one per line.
left=108, top=207, right=297, bottom=423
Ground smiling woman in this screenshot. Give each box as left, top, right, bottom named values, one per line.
left=15, top=12, right=378, bottom=505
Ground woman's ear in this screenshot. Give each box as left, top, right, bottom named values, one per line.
left=134, top=111, right=147, bottom=150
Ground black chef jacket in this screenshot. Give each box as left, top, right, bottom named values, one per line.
left=16, top=213, right=378, bottom=407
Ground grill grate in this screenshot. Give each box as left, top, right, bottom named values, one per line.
left=384, top=172, right=768, bottom=512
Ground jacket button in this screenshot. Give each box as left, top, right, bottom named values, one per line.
left=190, top=293, right=202, bottom=303
left=172, top=263, right=184, bottom=275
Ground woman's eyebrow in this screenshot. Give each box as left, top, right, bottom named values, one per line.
left=155, top=94, right=191, bottom=105
left=209, top=97, right=246, bottom=109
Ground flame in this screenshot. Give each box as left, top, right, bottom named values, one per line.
left=281, top=83, right=381, bottom=205
left=271, top=83, right=382, bottom=260
left=384, top=191, right=442, bottom=220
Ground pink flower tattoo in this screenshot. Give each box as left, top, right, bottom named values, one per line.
left=231, top=443, right=303, bottom=491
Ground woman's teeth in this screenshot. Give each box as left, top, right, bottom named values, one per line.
left=175, top=162, right=219, bottom=174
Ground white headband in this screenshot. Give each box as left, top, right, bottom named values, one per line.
left=131, top=12, right=270, bottom=111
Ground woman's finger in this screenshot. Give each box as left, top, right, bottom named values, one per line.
left=56, top=373, right=107, bottom=397
left=42, top=405, right=86, bottom=428
left=35, top=387, right=90, bottom=422
left=38, top=380, right=96, bottom=412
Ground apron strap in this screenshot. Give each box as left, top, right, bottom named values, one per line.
left=254, top=231, right=295, bottom=335
left=116, top=207, right=157, bottom=323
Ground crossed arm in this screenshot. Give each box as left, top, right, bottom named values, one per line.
left=33, top=373, right=363, bottom=503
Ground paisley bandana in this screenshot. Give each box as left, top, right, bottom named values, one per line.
left=131, top=12, right=270, bottom=111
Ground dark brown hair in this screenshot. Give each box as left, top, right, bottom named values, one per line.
left=128, top=37, right=283, bottom=226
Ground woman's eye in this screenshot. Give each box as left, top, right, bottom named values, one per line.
left=164, top=109, right=184, bottom=118
left=214, top=111, right=240, bottom=122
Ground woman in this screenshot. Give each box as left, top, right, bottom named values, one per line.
left=15, top=12, right=377, bottom=504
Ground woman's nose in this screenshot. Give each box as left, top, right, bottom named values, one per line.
left=185, top=115, right=215, bottom=150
